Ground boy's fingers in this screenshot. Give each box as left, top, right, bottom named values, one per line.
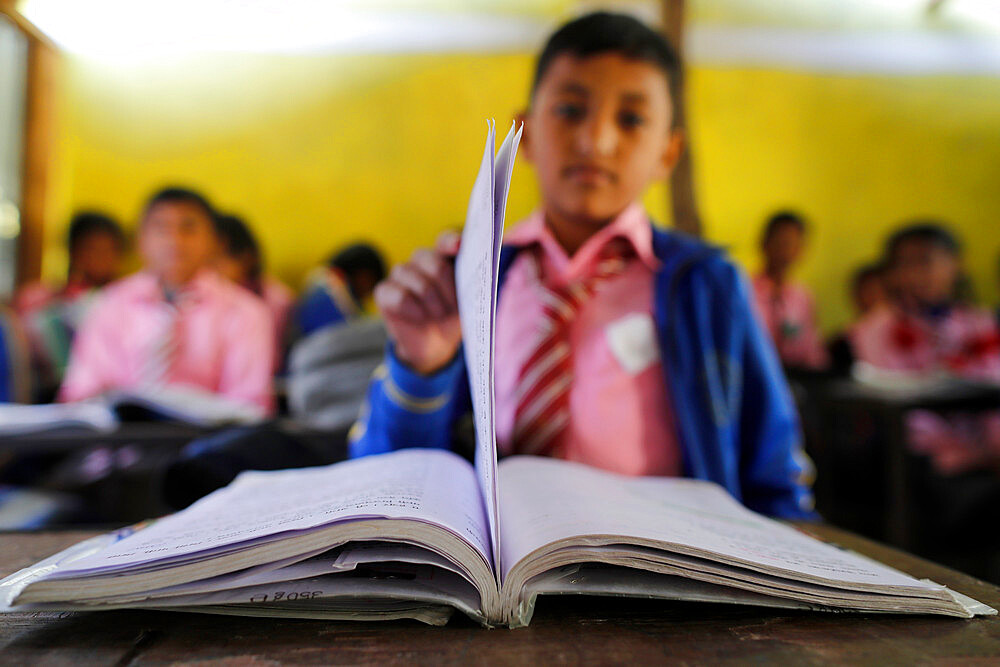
left=374, top=280, right=428, bottom=323
left=391, top=264, right=448, bottom=320
left=412, top=249, right=458, bottom=312
left=435, top=231, right=461, bottom=257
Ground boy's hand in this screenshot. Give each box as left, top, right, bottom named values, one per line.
left=374, top=232, right=462, bottom=376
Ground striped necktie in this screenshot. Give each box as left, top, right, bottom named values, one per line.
left=142, top=289, right=189, bottom=389
left=511, top=239, right=634, bottom=456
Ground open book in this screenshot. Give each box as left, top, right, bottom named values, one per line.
left=1, top=122, right=994, bottom=627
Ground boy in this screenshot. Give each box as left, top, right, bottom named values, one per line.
left=292, top=242, right=387, bottom=338
left=351, top=12, right=814, bottom=519
left=15, top=211, right=126, bottom=316
left=215, top=212, right=294, bottom=366
left=751, top=211, right=828, bottom=371
left=16, top=212, right=127, bottom=397
left=59, top=187, right=275, bottom=412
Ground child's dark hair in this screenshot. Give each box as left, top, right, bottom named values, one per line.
left=885, top=222, right=961, bottom=262
left=67, top=211, right=125, bottom=253
left=761, top=210, right=807, bottom=246
left=533, top=11, right=682, bottom=125
left=216, top=213, right=262, bottom=284
left=143, top=186, right=217, bottom=230
left=329, top=243, right=387, bottom=292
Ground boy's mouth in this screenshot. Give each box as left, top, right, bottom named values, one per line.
left=563, top=164, right=616, bottom=185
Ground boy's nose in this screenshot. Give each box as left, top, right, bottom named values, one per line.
left=576, top=116, right=618, bottom=157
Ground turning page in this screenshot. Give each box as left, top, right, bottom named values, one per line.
left=455, top=120, right=522, bottom=576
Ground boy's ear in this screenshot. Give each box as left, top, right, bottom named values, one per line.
left=515, top=110, right=533, bottom=164
left=655, top=128, right=685, bottom=180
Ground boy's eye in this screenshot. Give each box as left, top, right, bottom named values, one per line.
left=555, top=103, right=585, bottom=121
left=618, top=110, right=646, bottom=129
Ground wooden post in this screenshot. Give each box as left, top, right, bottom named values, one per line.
left=1, top=1, right=57, bottom=285
left=661, top=0, right=702, bottom=237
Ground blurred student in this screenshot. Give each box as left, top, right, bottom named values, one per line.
left=852, top=223, right=1000, bottom=473
left=752, top=211, right=828, bottom=371
left=350, top=12, right=814, bottom=519
left=828, top=262, right=890, bottom=374
left=59, top=187, right=275, bottom=413
left=292, top=242, right=387, bottom=338
left=215, top=212, right=294, bottom=365
left=15, top=212, right=126, bottom=316
left=851, top=262, right=889, bottom=319
left=16, top=212, right=127, bottom=396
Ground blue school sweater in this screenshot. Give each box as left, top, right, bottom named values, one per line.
left=349, top=226, right=816, bottom=520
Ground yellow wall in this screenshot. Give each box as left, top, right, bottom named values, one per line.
left=45, top=51, right=1000, bottom=333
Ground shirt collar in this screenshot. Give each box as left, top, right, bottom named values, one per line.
left=506, top=203, right=660, bottom=284
left=130, top=269, right=222, bottom=306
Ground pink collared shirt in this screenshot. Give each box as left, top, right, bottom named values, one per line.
left=495, top=204, right=681, bottom=476
left=752, top=274, right=829, bottom=370
left=261, top=276, right=294, bottom=359
left=59, top=270, right=276, bottom=412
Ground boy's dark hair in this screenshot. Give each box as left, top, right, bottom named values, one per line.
left=329, top=243, right=387, bottom=283
left=885, top=221, right=961, bottom=261
left=532, top=11, right=682, bottom=125
left=143, top=186, right=218, bottom=231
left=67, top=211, right=125, bottom=253
left=216, top=213, right=262, bottom=282
left=761, top=210, right=807, bottom=246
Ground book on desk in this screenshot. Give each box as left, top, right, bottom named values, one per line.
left=0, top=122, right=994, bottom=628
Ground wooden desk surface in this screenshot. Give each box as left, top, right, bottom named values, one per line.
left=1, top=524, right=998, bottom=665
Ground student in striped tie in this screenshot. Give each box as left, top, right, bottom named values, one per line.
left=351, top=12, right=815, bottom=519
left=59, top=188, right=275, bottom=413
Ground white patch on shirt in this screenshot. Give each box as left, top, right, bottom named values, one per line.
left=605, top=313, right=660, bottom=375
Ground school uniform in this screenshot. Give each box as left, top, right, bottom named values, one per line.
left=59, top=269, right=276, bottom=413
left=292, top=267, right=361, bottom=338
left=350, top=205, right=816, bottom=520
left=752, top=274, right=828, bottom=370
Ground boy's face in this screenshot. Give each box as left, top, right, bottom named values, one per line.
left=854, top=274, right=886, bottom=315
left=763, top=224, right=805, bottom=274
left=217, top=251, right=255, bottom=286
left=71, top=232, right=123, bottom=287
left=139, top=201, right=220, bottom=288
left=522, top=53, right=682, bottom=230
left=892, top=239, right=959, bottom=306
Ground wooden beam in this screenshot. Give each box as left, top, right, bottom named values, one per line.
left=17, top=31, right=58, bottom=285
left=0, top=1, right=54, bottom=49
left=661, top=0, right=702, bottom=238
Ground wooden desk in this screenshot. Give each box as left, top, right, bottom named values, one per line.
left=1, top=524, right=998, bottom=664
left=818, top=380, right=1000, bottom=550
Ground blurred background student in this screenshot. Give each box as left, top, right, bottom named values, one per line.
left=828, top=262, right=890, bottom=374
left=215, top=212, right=294, bottom=368
left=752, top=211, right=828, bottom=371
left=16, top=212, right=126, bottom=399
left=59, top=187, right=276, bottom=413
left=291, top=242, right=387, bottom=339
left=852, top=223, right=1000, bottom=473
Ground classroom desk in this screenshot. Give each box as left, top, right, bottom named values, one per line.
left=818, top=379, right=1000, bottom=550
left=1, top=523, right=998, bottom=664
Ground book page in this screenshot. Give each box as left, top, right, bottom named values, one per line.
left=498, top=456, right=940, bottom=592
left=52, top=449, right=490, bottom=576
left=455, top=120, right=521, bottom=576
